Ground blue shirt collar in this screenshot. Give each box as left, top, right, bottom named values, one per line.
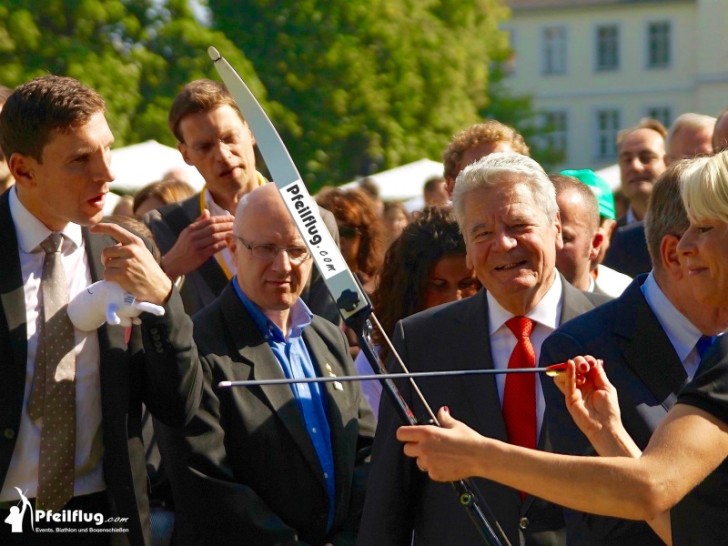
left=232, top=277, right=313, bottom=342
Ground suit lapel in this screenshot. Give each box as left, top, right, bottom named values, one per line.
left=220, top=288, right=324, bottom=483
left=83, top=229, right=130, bottom=415
left=302, top=323, right=351, bottom=492
left=524, top=279, right=597, bottom=512
left=558, top=275, right=600, bottom=325
left=614, top=278, right=686, bottom=409
left=0, top=192, right=29, bottom=455
left=450, top=292, right=509, bottom=442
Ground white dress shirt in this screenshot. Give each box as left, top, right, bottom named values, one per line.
left=0, top=188, right=105, bottom=502
left=641, top=272, right=706, bottom=381
left=487, top=274, right=564, bottom=438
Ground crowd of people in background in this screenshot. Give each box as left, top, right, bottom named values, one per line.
left=1, top=72, right=728, bottom=546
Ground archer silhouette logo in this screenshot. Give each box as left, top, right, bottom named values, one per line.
left=3, top=487, right=34, bottom=533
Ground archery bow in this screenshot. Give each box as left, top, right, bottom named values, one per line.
left=208, top=46, right=511, bottom=546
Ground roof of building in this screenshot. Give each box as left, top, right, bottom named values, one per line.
left=507, top=0, right=691, bottom=11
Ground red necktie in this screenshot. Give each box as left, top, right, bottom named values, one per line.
left=503, top=316, right=537, bottom=451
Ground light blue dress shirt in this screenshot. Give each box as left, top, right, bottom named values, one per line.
left=233, top=278, right=335, bottom=530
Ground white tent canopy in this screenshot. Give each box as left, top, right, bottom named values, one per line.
left=340, top=159, right=621, bottom=215
left=109, top=140, right=205, bottom=194
left=594, top=163, right=621, bottom=192
left=340, top=158, right=444, bottom=202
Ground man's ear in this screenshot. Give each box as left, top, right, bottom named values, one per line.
left=601, top=218, right=617, bottom=240
left=554, top=211, right=563, bottom=251
left=589, top=231, right=605, bottom=262
left=8, top=153, right=35, bottom=186
left=660, top=234, right=682, bottom=278
left=445, top=176, right=455, bottom=197
left=226, top=232, right=237, bottom=252
left=178, top=142, right=194, bottom=166
left=246, top=123, right=256, bottom=147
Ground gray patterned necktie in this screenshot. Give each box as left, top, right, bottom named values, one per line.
left=27, top=232, right=76, bottom=511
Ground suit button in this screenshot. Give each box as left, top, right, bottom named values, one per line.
left=519, top=517, right=529, bottom=530
left=3, top=428, right=15, bottom=440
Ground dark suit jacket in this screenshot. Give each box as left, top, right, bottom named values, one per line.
left=155, top=284, right=376, bottom=545
left=540, top=275, right=686, bottom=545
left=0, top=191, right=202, bottom=545
left=357, top=281, right=607, bottom=546
left=145, top=191, right=341, bottom=323
left=672, top=336, right=728, bottom=546
left=602, top=221, right=651, bottom=278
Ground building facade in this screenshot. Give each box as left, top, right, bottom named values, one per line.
left=502, top=0, right=728, bottom=171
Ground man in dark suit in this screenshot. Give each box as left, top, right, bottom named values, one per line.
left=540, top=161, right=728, bottom=544
left=155, top=183, right=375, bottom=545
left=603, top=119, right=667, bottom=278
left=0, top=76, right=201, bottom=544
left=145, top=79, right=338, bottom=322
left=358, top=153, right=608, bottom=546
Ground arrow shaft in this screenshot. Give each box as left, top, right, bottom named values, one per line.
left=218, top=367, right=557, bottom=388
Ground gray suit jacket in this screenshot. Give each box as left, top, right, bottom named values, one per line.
left=155, top=284, right=376, bottom=545
left=0, top=190, right=202, bottom=545
left=540, top=275, right=685, bottom=545
left=358, top=281, right=608, bottom=546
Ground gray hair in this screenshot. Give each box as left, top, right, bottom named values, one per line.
left=667, top=112, right=717, bottom=148
left=451, top=152, right=557, bottom=230
left=680, top=150, right=728, bottom=224
left=643, top=161, right=691, bottom=272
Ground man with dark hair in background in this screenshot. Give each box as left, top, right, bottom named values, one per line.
left=0, top=84, right=14, bottom=194
left=603, top=118, right=667, bottom=277
left=146, top=79, right=339, bottom=323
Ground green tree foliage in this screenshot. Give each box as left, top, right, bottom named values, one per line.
left=0, top=0, right=284, bottom=149
left=209, top=0, right=511, bottom=189
left=482, top=61, right=566, bottom=170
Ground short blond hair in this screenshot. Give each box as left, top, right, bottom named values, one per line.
left=681, top=150, right=728, bottom=224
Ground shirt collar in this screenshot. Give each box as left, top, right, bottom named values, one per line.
left=232, top=277, right=312, bottom=341
left=641, top=272, right=702, bottom=363
left=9, top=186, right=83, bottom=253
left=625, top=206, right=638, bottom=225
left=487, top=273, right=563, bottom=334
left=203, top=171, right=268, bottom=216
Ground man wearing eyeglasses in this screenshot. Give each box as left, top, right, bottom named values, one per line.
left=155, top=183, right=376, bottom=545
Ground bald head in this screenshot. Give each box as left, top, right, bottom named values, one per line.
left=714, top=109, right=728, bottom=153
left=229, top=183, right=313, bottom=326
left=666, top=113, right=716, bottom=163
left=233, top=182, right=286, bottom=234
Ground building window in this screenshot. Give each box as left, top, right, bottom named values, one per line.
left=541, top=111, right=568, bottom=155
left=645, top=106, right=672, bottom=129
left=542, top=26, right=567, bottom=75
left=647, top=21, right=671, bottom=68
left=595, top=25, right=619, bottom=71
left=595, top=109, right=620, bottom=160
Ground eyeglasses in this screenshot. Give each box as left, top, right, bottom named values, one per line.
left=339, top=225, right=361, bottom=239
left=234, top=236, right=311, bottom=265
